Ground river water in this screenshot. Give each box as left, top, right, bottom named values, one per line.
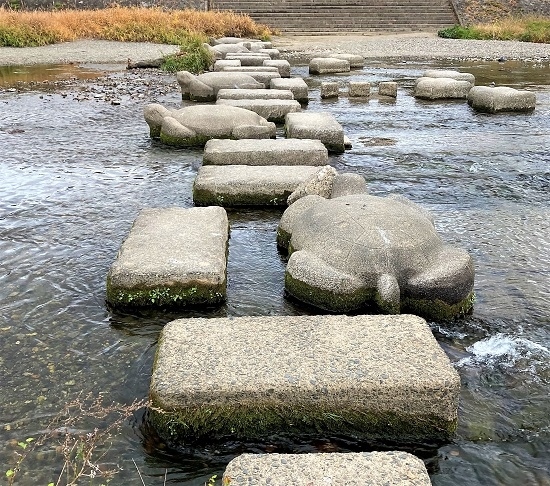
left=0, top=59, right=548, bottom=485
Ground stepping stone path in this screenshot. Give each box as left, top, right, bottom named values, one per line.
left=309, top=57, right=351, bottom=74
left=193, top=165, right=320, bottom=206
left=270, top=77, right=309, bottom=103
left=106, top=207, right=228, bottom=309
left=379, top=81, right=398, bottom=97
left=223, top=452, right=431, bottom=486
left=216, top=99, right=301, bottom=123
left=285, top=112, right=346, bottom=153
left=423, top=69, right=476, bottom=85
left=203, top=138, right=328, bottom=166
left=217, top=88, right=294, bottom=100
left=468, top=86, right=536, bottom=112
left=149, top=314, right=460, bottom=442
left=226, top=53, right=272, bottom=66
left=263, top=59, right=291, bottom=77
left=329, top=53, right=366, bottom=68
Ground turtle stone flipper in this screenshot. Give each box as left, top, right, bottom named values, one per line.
left=285, top=250, right=369, bottom=312
left=160, top=117, right=197, bottom=147
left=375, top=274, right=401, bottom=314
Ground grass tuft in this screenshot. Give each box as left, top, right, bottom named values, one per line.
left=160, top=34, right=214, bottom=73
left=438, top=15, right=550, bottom=43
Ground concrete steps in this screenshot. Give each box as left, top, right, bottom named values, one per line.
left=210, top=0, right=458, bottom=34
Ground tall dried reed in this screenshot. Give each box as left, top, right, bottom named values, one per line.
left=0, top=6, right=275, bottom=47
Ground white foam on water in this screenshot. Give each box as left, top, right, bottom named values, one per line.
left=456, top=333, right=550, bottom=370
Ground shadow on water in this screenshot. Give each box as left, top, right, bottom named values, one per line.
left=0, top=59, right=549, bottom=485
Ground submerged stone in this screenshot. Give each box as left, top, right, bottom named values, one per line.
left=193, top=165, right=319, bottom=206
left=224, top=452, right=431, bottom=486
left=144, top=103, right=276, bottom=147
left=149, top=314, right=460, bottom=442
left=203, top=138, right=328, bottom=166
left=106, top=207, right=228, bottom=309
left=277, top=194, right=475, bottom=319
left=467, top=86, right=536, bottom=113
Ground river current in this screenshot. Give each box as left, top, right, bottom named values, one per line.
left=0, top=59, right=548, bottom=485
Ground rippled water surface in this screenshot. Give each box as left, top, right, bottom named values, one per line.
left=0, top=60, right=549, bottom=485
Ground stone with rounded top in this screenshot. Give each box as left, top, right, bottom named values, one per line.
left=223, top=452, right=431, bottom=486
left=467, top=85, right=536, bottom=113
left=149, top=314, right=460, bottom=442
left=287, top=165, right=338, bottom=205
left=144, top=103, right=276, bottom=147
left=106, top=207, right=228, bottom=309
left=285, top=111, right=345, bottom=153
left=309, top=57, right=351, bottom=74
left=414, top=77, right=472, bottom=100
left=203, top=138, right=328, bottom=167
left=277, top=193, right=474, bottom=319
left=423, top=69, right=475, bottom=85
left=176, top=70, right=262, bottom=101
left=216, top=98, right=301, bottom=123
left=330, top=53, right=366, bottom=68
left=203, top=42, right=248, bottom=60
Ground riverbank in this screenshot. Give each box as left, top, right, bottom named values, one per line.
left=0, top=32, right=549, bottom=67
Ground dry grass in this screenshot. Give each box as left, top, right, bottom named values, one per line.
left=0, top=6, right=275, bottom=47
left=439, top=15, right=550, bottom=43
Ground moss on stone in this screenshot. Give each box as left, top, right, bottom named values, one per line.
left=402, top=291, right=475, bottom=321
left=106, top=278, right=226, bottom=309
left=148, top=398, right=457, bottom=444
left=193, top=186, right=292, bottom=207
left=276, top=227, right=291, bottom=249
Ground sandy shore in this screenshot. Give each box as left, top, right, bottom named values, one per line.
left=0, top=33, right=549, bottom=66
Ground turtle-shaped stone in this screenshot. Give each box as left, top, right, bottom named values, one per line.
left=277, top=194, right=475, bottom=320
left=176, top=70, right=263, bottom=101
left=144, top=103, right=276, bottom=147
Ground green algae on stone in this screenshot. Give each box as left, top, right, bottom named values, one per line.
left=402, top=291, right=475, bottom=321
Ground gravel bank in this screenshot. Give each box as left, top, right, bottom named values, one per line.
left=0, top=33, right=549, bottom=67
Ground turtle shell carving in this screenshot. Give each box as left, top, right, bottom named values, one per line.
left=277, top=194, right=475, bottom=319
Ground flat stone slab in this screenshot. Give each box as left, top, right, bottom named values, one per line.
left=217, top=88, right=294, bottom=100
left=263, top=59, right=291, bottom=77
left=216, top=99, right=301, bottom=123
left=226, top=53, right=271, bottom=66
left=149, top=314, right=460, bottom=442
left=467, top=85, right=536, bottom=113
left=221, top=65, right=279, bottom=73
left=285, top=112, right=345, bottom=153
left=213, top=59, right=241, bottom=71
left=193, top=165, right=319, bottom=206
left=330, top=53, right=366, bottom=68
left=309, top=57, right=351, bottom=74
left=223, top=452, right=431, bottom=486
left=270, top=78, right=309, bottom=104
left=226, top=70, right=281, bottom=88
left=423, top=69, right=475, bottom=85
left=414, top=77, right=472, bottom=100
left=106, top=207, right=228, bottom=309
left=203, top=138, right=328, bottom=166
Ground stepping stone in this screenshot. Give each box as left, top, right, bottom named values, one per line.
left=216, top=99, right=301, bottom=123
left=205, top=43, right=248, bottom=60
left=211, top=36, right=261, bottom=45
left=309, top=57, right=350, bottom=74
left=106, top=207, right=228, bottom=309
left=203, top=139, right=328, bottom=166
left=330, top=53, right=366, bottom=68
left=285, top=112, right=345, bottom=153
left=176, top=71, right=262, bottom=101
left=379, top=81, right=398, bottom=97
left=423, top=69, right=475, bottom=85
left=213, top=59, right=241, bottom=71
left=414, top=77, right=472, bottom=100
left=467, top=86, right=536, bottom=113
left=220, top=66, right=279, bottom=73
left=321, top=81, right=339, bottom=99
left=227, top=70, right=281, bottom=88
left=259, top=48, right=280, bottom=59
left=226, top=53, right=271, bottom=66
left=193, top=165, right=319, bottom=206
left=149, top=314, right=461, bottom=441
left=349, top=81, right=371, bottom=97
left=217, top=88, right=294, bottom=101
left=223, top=452, right=431, bottom=486
left=240, top=40, right=272, bottom=50
left=263, top=59, right=291, bottom=77
left=270, top=78, right=309, bottom=104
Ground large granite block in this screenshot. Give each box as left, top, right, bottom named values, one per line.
left=467, top=86, right=536, bottom=113
left=414, top=77, right=472, bottom=100
left=217, top=88, right=294, bottom=101
left=149, top=314, right=460, bottom=442
left=106, top=207, right=228, bottom=308
left=193, top=165, right=319, bottom=206
left=216, top=99, right=301, bottom=123
left=203, top=138, right=328, bottom=166
left=270, top=78, right=309, bottom=104
left=285, top=112, right=345, bottom=153
left=309, top=57, right=351, bottom=74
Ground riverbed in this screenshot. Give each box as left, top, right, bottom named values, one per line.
left=0, top=57, right=549, bottom=485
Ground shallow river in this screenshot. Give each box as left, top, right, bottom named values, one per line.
left=0, top=59, right=549, bottom=485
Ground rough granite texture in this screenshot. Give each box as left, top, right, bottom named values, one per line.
left=203, top=138, right=328, bottom=166
left=329, top=53, right=366, bottom=68
left=422, top=69, right=475, bottom=85
left=321, top=81, right=340, bottom=99
left=144, top=103, right=276, bottom=147
left=277, top=194, right=475, bottom=318
left=149, top=314, right=461, bottom=442
left=414, top=77, right=473, bottom=100
left=263, top=59, right=292, bottom=77
left=225, top=53, right=272, bottom=66
left=285, top=112, right=345, bottom=153
left=309, top=57, right=351, bottom=74
left=270, top=78, right=310, bottom=104
left=467, top=86, right=537, bottom=112
left=223, top=452, right=432, bottom=486
left=216, top=98, right=301, bottom=123
left=348, top=81, right=371, bottom=97
left=106, top=207, right=228, bottom=309
left=219, top=70, right=281, bottom=88
left=379, top=81, right=398, bottom=97
left=176, top=71, right=263, bottom=101
left=193, top=165, right=319, bottom=206
left=287, top=165, right=338, bottom=205
left=217, top=88, right=294, bottom=101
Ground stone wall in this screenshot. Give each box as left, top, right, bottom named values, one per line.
left=452, top=0, right=550, bottom=24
